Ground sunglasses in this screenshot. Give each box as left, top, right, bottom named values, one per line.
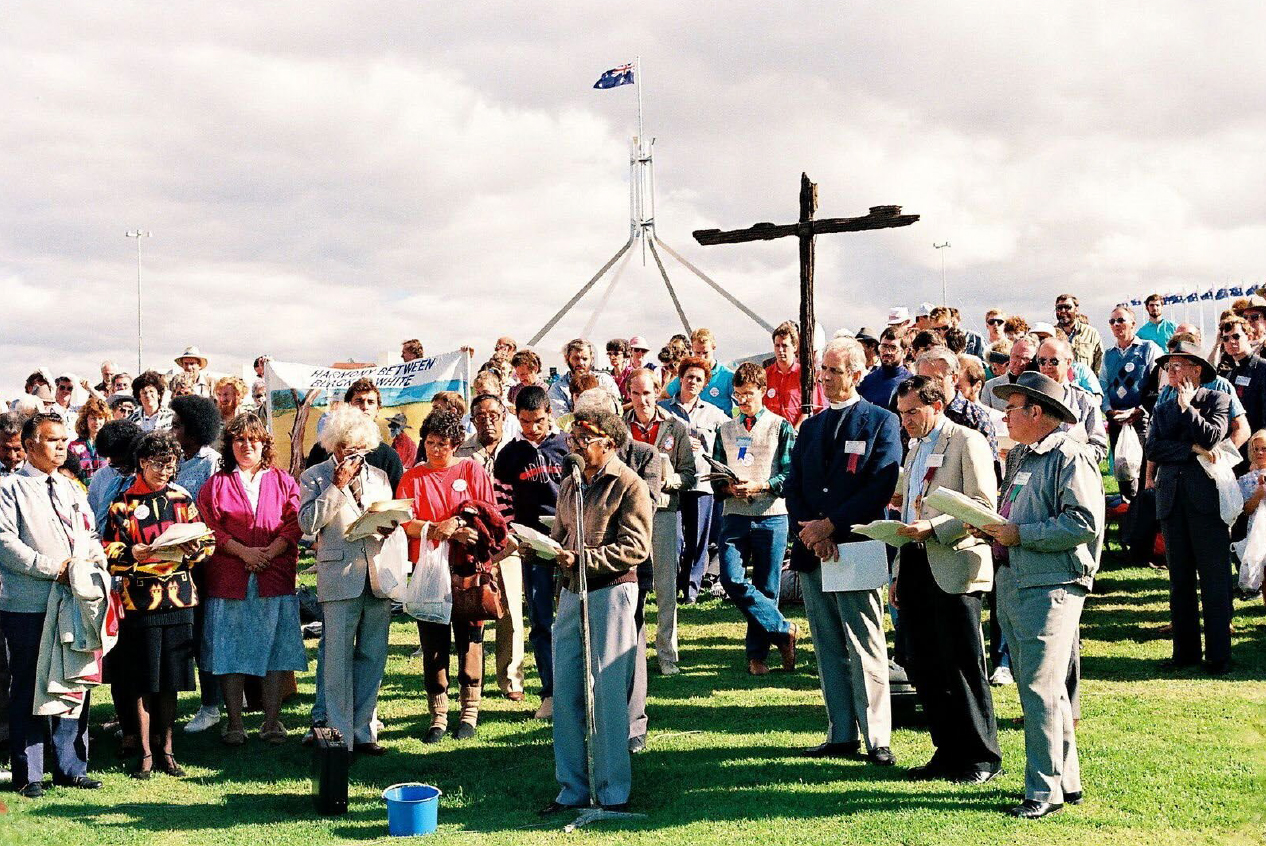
left=1108, top=317, right=1129, bottom=325
left=1055, top=304, right=1074, bottom=311
left=1035, top=357, right=1065, bottom=367
left=987, top=319, right=1005, bottom=326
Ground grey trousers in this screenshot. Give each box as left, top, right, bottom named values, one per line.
left=800, top=569, right=891, bottom=750
left=494, top=553, right=526, bottom=695
left=321, top=591, right=391, bottom=749
left=651, top=510, right=681, bottom=665
left=995, top=567, right=1085, bottom=803
left=553, top=582, right=638, bottom=808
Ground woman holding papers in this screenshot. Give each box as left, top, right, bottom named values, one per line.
left=196, top=413, right=305, bottom=747
left=103, top=431, right=214, bottom=778
left=397, top=408, right=499, bottom=742
left=298, top=406, right=404, bottom=755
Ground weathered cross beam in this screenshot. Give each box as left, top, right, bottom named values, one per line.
left=694, top=173, right=919, bottom=418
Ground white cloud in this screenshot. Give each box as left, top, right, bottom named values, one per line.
left=3, top=1, right=1266, bottom=391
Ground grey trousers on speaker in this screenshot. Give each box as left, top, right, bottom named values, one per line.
left=552, top=582, right=638, bottom=808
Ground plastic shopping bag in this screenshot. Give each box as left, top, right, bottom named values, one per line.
left=1196, top=440, right=1245, bottom=526
left=403, top=540, right=453, bottom=625
left=1238, top=512, right=1266, bottom=594
left=1113, top=424, right=1142, bottom=491
left=368, top=529, right=412, bottom=602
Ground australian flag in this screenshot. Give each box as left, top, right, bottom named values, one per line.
left=1164, top=294, right=1181, bottom=304
left=1129, top=298, right=1143, bottom=306
left=594, top=64, right=635, bottom=89
left=1185, top=292, right=1198, bottom=303
left=1200, top=289, right=1215, bottom=301
left=1231, top=286, right=1245, bottom=297
left=1216, top=287, right=1229, bottom=299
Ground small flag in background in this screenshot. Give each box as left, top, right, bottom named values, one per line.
left=1200, top=289, right=1214, bottom=301
left=1216, top=287, right=1229, bottom=299
left=1231, top=286, right=1245, bottom=297
left=594, top=63, right=635, bottom=89
left=1129, top=298, right=1143, bottom=306
left=1185, top=292, right=1198, bottom=303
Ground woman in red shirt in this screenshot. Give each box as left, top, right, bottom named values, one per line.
left=397, top=409, right=496, bottom=742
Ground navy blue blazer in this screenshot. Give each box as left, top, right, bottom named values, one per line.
left=786, top=398, right=902, bottom=571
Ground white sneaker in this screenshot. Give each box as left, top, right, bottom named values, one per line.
left=410, top=646, right=425, bottom=658
left=658, top=660, right=680, bottom=676
left=534, top=696, right=553, bottom=720
left=184, top=705, right=222, bottom=734
left=989, top=665, right=1014, bottom=686
left=0, top=768, right=11, bottom=784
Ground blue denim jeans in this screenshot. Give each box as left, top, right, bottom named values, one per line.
left=718, top=513, right=792, bottom=659
left=524, top=558, right=555, bottom=698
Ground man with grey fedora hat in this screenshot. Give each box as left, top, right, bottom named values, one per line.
left=975, top=371, right=1104, bottom=819
left=1145, top=340, right=1233, bottom=675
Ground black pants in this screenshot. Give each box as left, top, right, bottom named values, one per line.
left=898, top=545, right=1002, bottom=772
left=1161, top=492, right=1232, bottom=666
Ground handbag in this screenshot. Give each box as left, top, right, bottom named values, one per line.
left=450, top=561, right=506, bottom=622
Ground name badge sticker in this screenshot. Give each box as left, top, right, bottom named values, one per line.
left=844, top=440, right=866, bottom=455
left=927, top=454, right=945, bottom=468
left=1013, top=471, right=1032, bottom=486
left=1236, top=375, right=1252, bottom=387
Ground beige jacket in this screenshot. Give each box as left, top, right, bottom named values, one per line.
left=894, top=418, right=998, bottom=595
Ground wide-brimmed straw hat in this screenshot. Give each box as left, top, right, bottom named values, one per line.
left=174, top=346, right=208, bottom=368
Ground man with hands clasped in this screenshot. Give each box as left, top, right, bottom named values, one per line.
left=890, top=376, right=1002, bottom=785
left=785, top=338, right=901, bottom=767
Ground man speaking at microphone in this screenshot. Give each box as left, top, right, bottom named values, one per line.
left=540, top=408, right=652, bottom=815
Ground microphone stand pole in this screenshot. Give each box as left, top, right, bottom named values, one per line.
left=565, top=462, right=644, bottom=832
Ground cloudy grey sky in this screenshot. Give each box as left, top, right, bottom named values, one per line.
left=4, top=2, right=1264, bottom=388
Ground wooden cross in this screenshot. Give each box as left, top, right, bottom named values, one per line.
left=693, top=173, right=919, bottom=418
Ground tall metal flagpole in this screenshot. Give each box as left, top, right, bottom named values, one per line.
left=126, top=230, right=151, bottom=372
left=934, top=242, right=950, bottom=305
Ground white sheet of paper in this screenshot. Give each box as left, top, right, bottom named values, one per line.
left=821, top=540, right=890, bottom=592
left=923, top=487, right=1006, bottom=527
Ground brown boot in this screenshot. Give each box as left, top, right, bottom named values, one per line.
left=455, top=686, right=480, bottom=740
left=424, top=693, right=448, bottom=743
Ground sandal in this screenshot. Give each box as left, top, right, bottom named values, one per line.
left=159, top=754, right=186, bottom=777
left=221, top=727, right=247, bottom=746
left=131, top=754, right=153, bottom=780
left=259, top=723, right=288, bottom=745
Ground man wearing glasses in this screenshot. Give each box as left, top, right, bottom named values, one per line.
left=1217, top=315, right=1266, bottom=437
left=1237, top=296, right=1266, bottom=347
left=977, top=372, right=1102, bottom=818
left=1100, top=306, right=1161, bottom=497
left=1054, top=295, right=1104, bottom=375
left=984, top=310, right=1007, bottom=345
left=710, top=363, right=799, bottom=676
left=1145, top=343, right=1233, bottom=676
left=785, top=337, right=901, bottom=767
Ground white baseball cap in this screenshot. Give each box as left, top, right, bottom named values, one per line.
left=886, top=307, right=911, bottom=325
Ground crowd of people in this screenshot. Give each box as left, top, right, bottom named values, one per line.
left=0, top=292, right=1260, bottom=820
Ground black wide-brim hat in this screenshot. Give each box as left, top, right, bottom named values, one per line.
left=991, top=371, right=1078, bottom=424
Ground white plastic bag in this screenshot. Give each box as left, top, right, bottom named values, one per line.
left=1113, top=424, right=1142, bottom=490
left=368, top=529, right=411, bottom=602
left=1197, top=440, right=1244, bottom=526
left=1237, top=511, right=1266, bottom=594
left=403, top=540, right=452, bottom=625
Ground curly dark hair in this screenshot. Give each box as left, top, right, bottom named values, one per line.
left=133, top=431, right=183, bottom=469
left=418, top=409, right=465, bottom=448
left=170, top=395, right=223, bottom=449
left=97, top=420, right=143, bottom=473
left=131, top=369, right=168, bottom=401
left=571, top=408, right=630, bottom=449
left=676, top=355, right=712, bottom=384
left=220, top=412, right=275, bottom=472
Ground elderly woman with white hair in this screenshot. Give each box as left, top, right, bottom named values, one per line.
left=298, top=406, right=404, bottom=755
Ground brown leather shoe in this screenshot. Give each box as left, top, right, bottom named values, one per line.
left=748, top=658, right=770, bottom=676
left=777, top=623, right=799, bottom=671
left=506, top=691, right=525, bottom=702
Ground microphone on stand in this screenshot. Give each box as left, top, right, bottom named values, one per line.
left=563, top=453, right=584, bottom=484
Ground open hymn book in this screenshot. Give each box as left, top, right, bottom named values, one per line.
left=344, top=499, right=414, bottom=541
left=148, top=522, right=215, bottom=562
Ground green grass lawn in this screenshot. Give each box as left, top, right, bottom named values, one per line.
left=3, top=549, right=1265, bottom=845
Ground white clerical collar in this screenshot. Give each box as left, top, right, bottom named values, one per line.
left=828, top=395, right=862, bottom=411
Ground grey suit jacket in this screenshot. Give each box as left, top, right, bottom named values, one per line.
left=0, top=465, right=107, bottom=613
left=298, top=459, right=408, bottom=603
left=624, top=409, right=696, bottom=511
left=894, top=419, right=998, bottom=594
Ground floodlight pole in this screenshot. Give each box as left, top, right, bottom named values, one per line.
left=934, top=242, right=950, bottom=305
left=126, top=230, right=151, bottom=372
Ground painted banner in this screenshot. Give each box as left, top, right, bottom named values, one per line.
left=264, top=350, right=470, bottom=477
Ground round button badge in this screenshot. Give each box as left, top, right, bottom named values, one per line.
left=452, top=478, right=468, bottom=493
left=134, top=504, right=150, bottom=521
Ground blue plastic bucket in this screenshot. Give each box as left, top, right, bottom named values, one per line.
left=382, top=783, right=442, bottom=836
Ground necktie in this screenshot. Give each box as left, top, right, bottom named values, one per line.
left=349, top=472, right=364, bottom=509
